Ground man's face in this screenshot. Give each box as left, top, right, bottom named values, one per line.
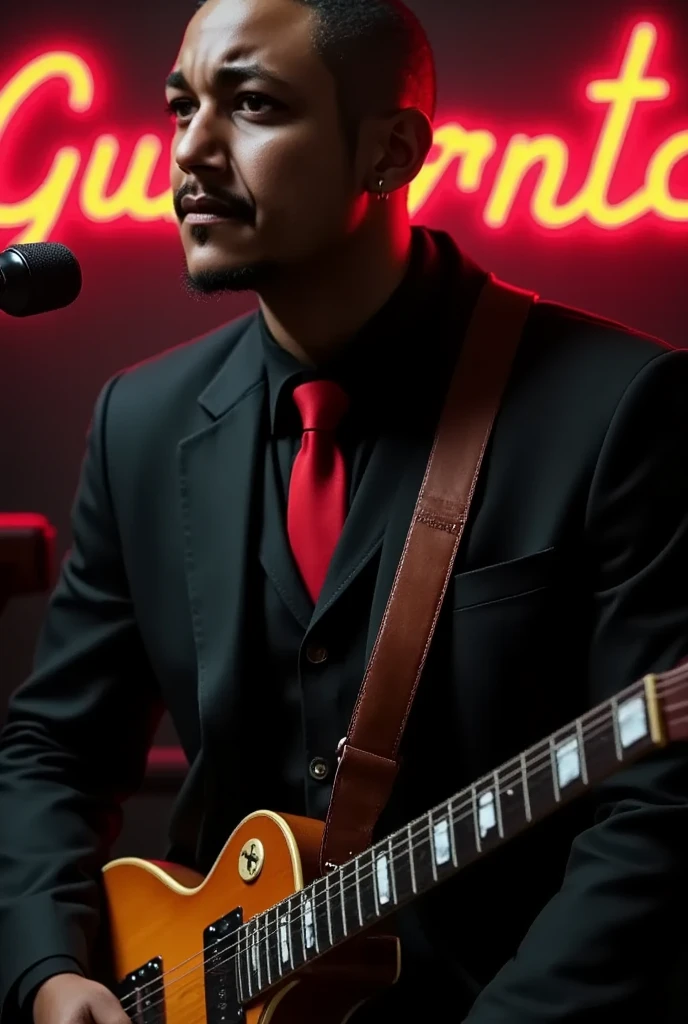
left=168, top=0, right=360, bottom=292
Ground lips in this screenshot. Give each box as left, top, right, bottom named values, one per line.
left=180, top=195, right=235, bottom=217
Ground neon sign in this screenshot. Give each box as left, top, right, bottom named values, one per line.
left=0, top=20, right=686, bottom=245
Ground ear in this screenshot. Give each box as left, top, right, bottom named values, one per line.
left=365, top=108, right=434, bottom=194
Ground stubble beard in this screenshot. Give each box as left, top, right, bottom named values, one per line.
left=180, top=224, right=280, bottom=296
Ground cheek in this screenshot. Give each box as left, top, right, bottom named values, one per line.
left=240, top=129, right=351, bottom=218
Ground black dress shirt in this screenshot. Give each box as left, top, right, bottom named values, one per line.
left=259, top=227, right=460, bottom=540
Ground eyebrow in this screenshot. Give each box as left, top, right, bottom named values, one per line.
left=165, top=62, right=290, bottom=93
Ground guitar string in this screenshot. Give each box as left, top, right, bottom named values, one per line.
left=119, top=674, right=686, bottom=1015
left=119, top=674, right=682, bottom=1016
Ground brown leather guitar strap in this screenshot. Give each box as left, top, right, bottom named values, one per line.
left=319, top=274, right=537, bottom=873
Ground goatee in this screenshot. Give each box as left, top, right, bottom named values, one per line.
left=181, top=263, right=278, bottom=296
left=181, top=225, right=279, bottom=295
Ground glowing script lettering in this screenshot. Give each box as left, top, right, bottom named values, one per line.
left=0, top=20, right=686, bottom=244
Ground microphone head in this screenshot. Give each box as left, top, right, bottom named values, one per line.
left=0, top=242, right=82, bottom=317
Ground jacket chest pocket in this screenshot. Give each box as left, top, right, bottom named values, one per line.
left=452, top=547, right=557, bottom=611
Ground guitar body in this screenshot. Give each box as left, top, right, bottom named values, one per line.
left=102, top=810, right=400, bottom=1024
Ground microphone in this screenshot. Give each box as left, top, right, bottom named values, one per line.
left=0, top=242, right=82, bottom=317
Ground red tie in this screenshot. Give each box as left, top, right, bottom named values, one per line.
left=287, top=380, right=350, bottom=603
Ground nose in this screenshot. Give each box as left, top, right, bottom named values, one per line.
left=174, top=107, right=228, bottom=176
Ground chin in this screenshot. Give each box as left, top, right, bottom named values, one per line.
left=181, top=259, right=279, bottom=296
left=180, top=223, right=279, bottom=294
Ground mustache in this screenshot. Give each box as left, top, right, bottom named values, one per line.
left=173, top=183, right=256, bottom=225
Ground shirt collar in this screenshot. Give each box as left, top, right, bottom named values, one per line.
left=259, top=226, right=456, bottom=435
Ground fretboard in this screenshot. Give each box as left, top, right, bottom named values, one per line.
left=232, top=675, right=664, bottom=1003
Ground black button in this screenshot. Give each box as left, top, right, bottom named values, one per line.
left=306, top=645, right=328, bottom=665
left=309, top=757, right=330, bottom=781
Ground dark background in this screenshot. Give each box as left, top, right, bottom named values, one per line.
left=1, top=0, right=687, bottom=856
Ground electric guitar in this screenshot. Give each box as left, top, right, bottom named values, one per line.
left=102, top=664, right=688, bottom=1024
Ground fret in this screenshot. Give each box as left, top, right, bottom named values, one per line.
left=447, top=799, right=459, bottom=867
left=611, top=696, right=623, bottom=760
left=288, top=895, right=306, bottom=971
left=325, top=873, right=333, bottom=945
left=471, top=785, right=480, bottom=852
left=497, top=757, right=531, bottom=838
left=277, top=904, right=292, bottom=973
left=409, top=815, right=435, bottom=893
left=388, top=836, right=398, bottom=903
left=327, top=867, right=346, bottom=944
left=521, top=751, right=532, bottom=821
left=576, top=717, right=588, bottom=785
left=312, top=877, right=330, bottom=954
left=357, top=849, right=378, bottom=925
left=408, top=824, right=417, bottom=893
left=341, top=862, right=359, bottom=936
left=300, top=889, right=316, bottom=957
left=493, top=772, right=504, bottom=838
left=549, top=736, right=561, bottom=803
left=354, top=858, right=363, bottom=927
left=429, top=809, right=437, bottom=881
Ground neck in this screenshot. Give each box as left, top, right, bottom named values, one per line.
left=258, top=213, right=413, bottom=366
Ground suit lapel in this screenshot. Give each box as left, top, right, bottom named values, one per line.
left=259, top=446, right=313, bottom=630
left=178, top=316, right=266, bottom=753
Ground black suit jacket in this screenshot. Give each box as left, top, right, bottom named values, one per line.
left=1, top=229, right=688, bottom=1023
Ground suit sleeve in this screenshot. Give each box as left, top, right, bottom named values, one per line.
left=464, top=348, right=688, bottom=1022
left=0, top=376, right=164, bottom=1017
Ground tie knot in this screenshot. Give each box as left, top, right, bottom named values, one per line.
left=292, top=380, right=349, bottom=433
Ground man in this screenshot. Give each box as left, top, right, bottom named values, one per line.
left=1, top=0, right=687, bottom=1021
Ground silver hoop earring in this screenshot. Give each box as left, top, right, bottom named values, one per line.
left=377, top=177, right=390, bottom=201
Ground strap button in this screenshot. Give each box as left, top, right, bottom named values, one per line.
left=309, top=757, right=330, bottom=781
left=306, top=645, right=328, bottom=665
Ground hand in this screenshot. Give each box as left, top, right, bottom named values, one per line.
left=33, top=973, right=131, bottom=1024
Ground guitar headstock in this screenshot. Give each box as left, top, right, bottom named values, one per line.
left=654, top=659, right=688, bottom=742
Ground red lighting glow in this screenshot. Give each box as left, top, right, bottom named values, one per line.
left=0, top=20, right=686, bottom=245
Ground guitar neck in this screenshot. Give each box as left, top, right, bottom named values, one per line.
left=233, top=671, right=681, bottom=1002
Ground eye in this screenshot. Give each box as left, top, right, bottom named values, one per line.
left=235, top=92, right=281, bottom=115
left=165, top=98, right=195, bottom=123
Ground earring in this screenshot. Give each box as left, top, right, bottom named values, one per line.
left=376, top=177, right=390, bottom=201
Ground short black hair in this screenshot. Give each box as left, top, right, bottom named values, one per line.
left=194, top=0, right=437, bottom=140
